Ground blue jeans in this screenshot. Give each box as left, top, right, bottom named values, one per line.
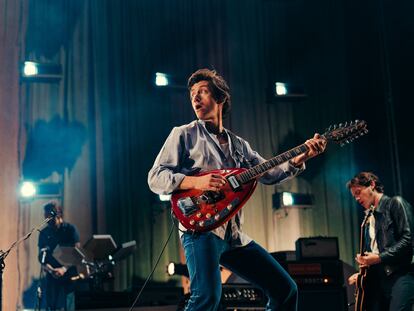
left=181, top=232, right=298, bottom=311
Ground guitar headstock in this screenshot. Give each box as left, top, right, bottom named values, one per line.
left=323, top=120, right=368, bottom=146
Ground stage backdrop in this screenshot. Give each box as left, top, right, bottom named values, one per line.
left=2, top=0, right=413, bottom=309
left=18, top=0, right=359, bottom=298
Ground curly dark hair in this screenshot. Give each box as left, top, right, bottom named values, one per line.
left=187, top=69, right=231, bottom=118
left=346, top=172, right=385, bottom=193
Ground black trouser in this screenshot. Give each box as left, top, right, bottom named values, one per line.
left=365, top=265, right=414, bottom=311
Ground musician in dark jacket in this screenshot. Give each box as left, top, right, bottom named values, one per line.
left=347, top=172, right=414, bottom=311
left=148, top=68, right=326, bottom=311
left=38, top=202, right=80, bottom=311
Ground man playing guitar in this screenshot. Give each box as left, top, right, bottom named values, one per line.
left=347, top=172, right=414, bottom=311
left=148, top=68, right=326, bottom=311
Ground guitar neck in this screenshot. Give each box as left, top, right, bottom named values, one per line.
left=237, top=143, right=309, bottom=183
left=359, top=210, right=372, bottom=255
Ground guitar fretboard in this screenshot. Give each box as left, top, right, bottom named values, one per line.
left=238, top=144, right=309, bottom=183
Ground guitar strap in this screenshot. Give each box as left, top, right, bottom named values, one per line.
left=227, top=130, right=251, bottom=169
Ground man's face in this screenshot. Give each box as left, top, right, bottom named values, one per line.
left=190, top=81, right=221, bottom=121
left=350, top=185, right=374, bottom=210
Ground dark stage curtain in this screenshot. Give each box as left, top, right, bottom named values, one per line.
left=20, top=0, right=414, bottom=299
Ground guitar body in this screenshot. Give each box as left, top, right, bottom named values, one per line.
left=171, top=168, right=257, bottom=232
left=355, top=266, right=368, bottom=311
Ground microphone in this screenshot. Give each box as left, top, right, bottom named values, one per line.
left=40, top=246, right=49, bottom=264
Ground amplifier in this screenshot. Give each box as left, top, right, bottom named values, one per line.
left=298, top=287, right=347, bottom=311
left=176, top=285, right=266, bottom=311
left=275, top=259, right=344, bottom=288
left=295, top=237, right=339, bottom=260
left=221, top=284, right=266, bottom=309
left=76, top=287, right=183, bottom=309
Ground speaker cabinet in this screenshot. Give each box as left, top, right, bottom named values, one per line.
left=298, top=287, right=347, bottom=311
left=296, top=237, right=339, bottom=260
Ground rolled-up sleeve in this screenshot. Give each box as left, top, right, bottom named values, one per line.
left=242, top=140, right=305, bottom=185
left=148, top=127, right=187, bottom=195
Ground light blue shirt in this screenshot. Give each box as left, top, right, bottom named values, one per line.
left=148, top=120, right=304, bottom=246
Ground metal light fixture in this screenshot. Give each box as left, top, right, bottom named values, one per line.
left=166, top=262, right=189, bottom=277
left=272, top=192, right=314, bottom=209
left=20, top=61, right=62, bottom=82
left=19, top=181, right=62, bottom=200
left=267, top=82, right=307, bottom=102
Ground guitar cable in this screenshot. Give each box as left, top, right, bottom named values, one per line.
left=128, top=216, right=175, bottom=311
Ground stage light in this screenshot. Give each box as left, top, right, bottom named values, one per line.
left=273, top=192, right=314, bottom=209
left=19, top=181, right=37, bottom=198
left=268, top=82, right=307, bottom=102
left=155, top=72, right=169, bottom=86
left=19, top=181, right=62, bottom=199
left=159, top=194, right=171, bottom=202
left=23, top=61, right=38, bottom=76
left=167, top=262, right=175, bottom=275
left=167, top=262, right=189, bottom=277
left=282, top=192, right=293, bottom=206
left=275, top=82, right=287, bottom=96
left=20, top=61, right=62, bottom=82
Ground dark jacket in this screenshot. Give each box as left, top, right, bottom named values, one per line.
left=374, top=195, right=414, bottom=275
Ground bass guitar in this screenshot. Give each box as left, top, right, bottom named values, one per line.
left=171, top=120, right=368, bottom=232
left=354, top=209, right=373, bottom=311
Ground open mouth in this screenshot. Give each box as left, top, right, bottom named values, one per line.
left=195, top=104, right=203, bottom=110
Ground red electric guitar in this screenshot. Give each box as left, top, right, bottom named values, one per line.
left=171, top=120, right=368, bottom=232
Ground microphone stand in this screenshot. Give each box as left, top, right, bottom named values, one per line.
left=0, top=215, right=54, bottom=311
left=34, top=248, right=48, bottom=311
